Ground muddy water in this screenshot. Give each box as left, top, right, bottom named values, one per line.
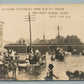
left=52, top=55, right=84, bottom=80
left=17, top=55, right=84, bottom=80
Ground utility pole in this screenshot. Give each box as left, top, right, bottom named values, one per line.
left=24, top=12, right=35, bottom=53
left=57, top=25, right=60, bottom=45
left=57, top=25, right=62, bottom=48
left=29, top=12, right=32, bottom=53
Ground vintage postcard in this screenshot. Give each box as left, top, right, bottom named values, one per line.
left=0, top=4, right=84, bottom=80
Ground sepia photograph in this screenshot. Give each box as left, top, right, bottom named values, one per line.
left=0, top=4, right=84, bottom=80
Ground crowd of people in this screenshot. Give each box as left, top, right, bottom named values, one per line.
left=66, top=71, right=84, bottom=80
left=54, top=47, right=84, bottom=61
left=29, top=49, right=46, bottom=65
left=72, top=49, right=84, bottom=55
left=0, top=48, right=47, bottom=79
left=0, top=49, right=19, bottom=79
left=54, top=47, right=65, bottom=61
left=29, top=49, right=41, bottom=64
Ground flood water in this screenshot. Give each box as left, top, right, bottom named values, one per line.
left=16, top=55, right=84, bottom=80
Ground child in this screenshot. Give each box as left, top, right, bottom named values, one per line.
left=45, top=64, right=59, bottom=80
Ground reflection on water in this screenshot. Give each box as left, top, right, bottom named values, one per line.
left=17, top=55, right=84, bottom=80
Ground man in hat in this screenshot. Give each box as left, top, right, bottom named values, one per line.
left=45, top=64, right=59, bottom=80
left=55, top=47, right=60, bottom=59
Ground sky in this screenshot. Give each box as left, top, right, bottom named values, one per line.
left=0, top=4, right=84, bottom=43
